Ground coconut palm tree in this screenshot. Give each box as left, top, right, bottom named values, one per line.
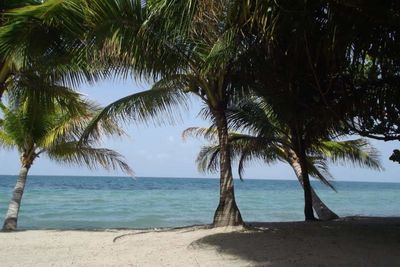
left=0, top=74, right=132, bottom=231
left=80, top=0, right=255, bottom=227
left=183, top=98, right=382, bottom=220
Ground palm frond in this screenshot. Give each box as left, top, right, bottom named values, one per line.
left=235, top=138, right=282, bottom=180
left=189, top=126, right=283, bottom=179
left=5, top=71, right=89, bottom=115
left=46, top=142, right=134, bottom=176
left=203, top=27, right=239, bottom=74
left=316, top=138, right=383, bottom=171
left=0, top=130, right=15, bottom=149
left=0, top=101, right=27, bottom=148
left=81, top=86, right=189, bottom=142
left=38, top=110, right=93, bottom=149
left=182, top=127, right=218, bottom=142
left=40, top=104, right=125, bottom=149
left=196, top=144, right=220, bottom=174
left=227, top=97, right=283, bottom=138
left=307, top=156, right=336, bottom=191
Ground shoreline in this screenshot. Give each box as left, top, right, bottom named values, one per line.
left=1, top=216, right=399, bottom=266
left=8, top=216, right=399, bottom=232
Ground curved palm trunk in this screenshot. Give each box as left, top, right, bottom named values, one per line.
left=212, top=109, right=243, bottom=227
left=293, top=131, right=316, bottom=221
left=3, top=159, right=32, bottom=231
left=287, top=150, right=339, bottom=220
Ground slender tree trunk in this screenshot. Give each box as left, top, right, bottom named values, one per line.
left=293, top=131, right=316, bottom=221
left=3, top=161, right=31, bottom=231
left=287, top=150, right=339, bottom=220
left=212, top=108, right=243, bottom=227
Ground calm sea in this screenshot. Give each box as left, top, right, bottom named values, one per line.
left=0, top=175, right=399, bottom=229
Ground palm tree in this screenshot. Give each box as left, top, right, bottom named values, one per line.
left=0, top=75, right=132, bottom=231
left=81, top=0, right=253, bottom=227
left=226, top=1, right=362, bottom=220
left=183, top=98, right=382, bottom=220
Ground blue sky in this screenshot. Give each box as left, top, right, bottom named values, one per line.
left=0, top=78, right=398, bottom=182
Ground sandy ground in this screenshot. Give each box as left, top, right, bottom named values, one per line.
left=0, top=217, right=399, bottom=267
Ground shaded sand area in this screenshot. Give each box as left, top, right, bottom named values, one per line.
left=0, top=217, right=399, bottom=266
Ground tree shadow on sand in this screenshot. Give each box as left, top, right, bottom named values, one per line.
left=192, top=217, right=400, bottom=267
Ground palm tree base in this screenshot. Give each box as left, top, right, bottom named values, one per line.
left=2, top=218, right=17, bottom=231
left=305, top=217, right=319, bottom=222
left=213, top=200, right=244, bottom=227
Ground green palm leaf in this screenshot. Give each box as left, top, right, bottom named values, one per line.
left=315, top=139, right=383, bottom=171
left=81, top=85, right=189, bottom=142
left=46, top=142, right=133, bottom=176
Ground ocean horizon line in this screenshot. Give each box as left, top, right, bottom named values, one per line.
left=0, top=174, right=398, bottom=184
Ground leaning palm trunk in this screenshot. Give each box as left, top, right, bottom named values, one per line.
left=212, top=109, right=243, bottom=227
left=3, top=156, right=32, bottom=231
left=310, top=188, right=339, bottom=220
left=293, top=131, right=316, bottom=221
left=287, top=149, right=339, bottom=220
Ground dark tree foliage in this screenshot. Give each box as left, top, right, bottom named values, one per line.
left=241, top=1, right=400, bottom=161
left=337, top=1, right=400, bottom=142
left=389, top=149, right=400, bottom=164
left=1, top=0, right=41, bottom=9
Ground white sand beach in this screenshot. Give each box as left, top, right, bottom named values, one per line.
left=0, top=217, right=399, bottom=267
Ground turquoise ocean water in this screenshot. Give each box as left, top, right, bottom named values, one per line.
left=0, top=175, right=399, bottom=229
